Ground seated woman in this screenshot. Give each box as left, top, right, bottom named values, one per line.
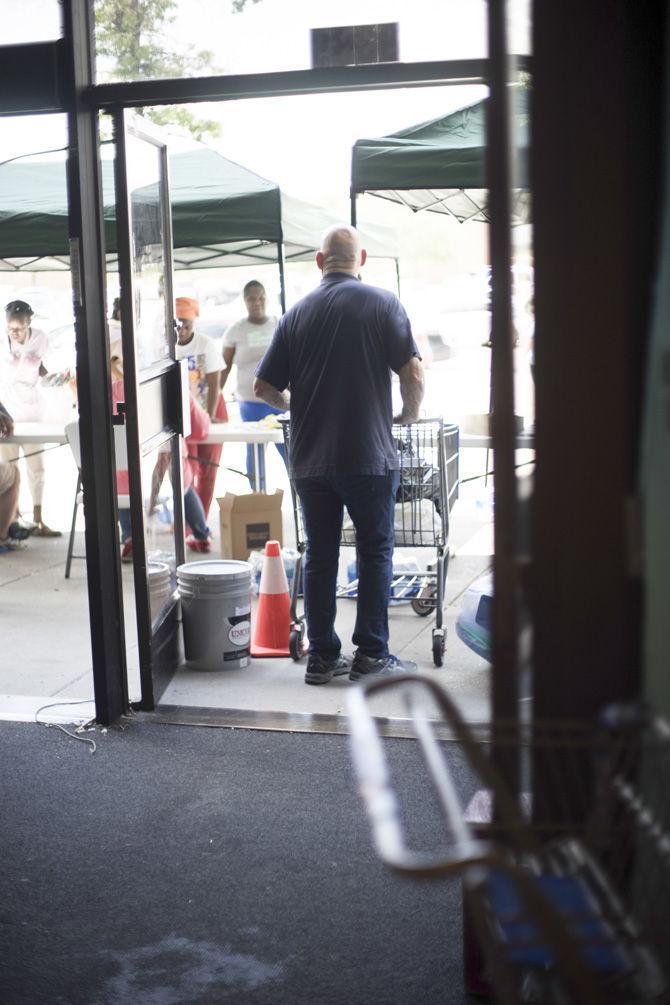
left=148, top=395, right=213, bottom=554
left=0, top=403, right=25, bottom=551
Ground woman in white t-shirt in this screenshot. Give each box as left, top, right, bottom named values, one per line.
left=221, top=280, right=287, bottom=490
left=174, top=296, right=227, bottom=519
left=0, top=300, right=64, bottom=536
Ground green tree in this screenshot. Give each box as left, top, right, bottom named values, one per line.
left=95, top=0, right=222, bottom=141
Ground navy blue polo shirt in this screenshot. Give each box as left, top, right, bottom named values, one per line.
left=256, top=272, right=419, bottom=478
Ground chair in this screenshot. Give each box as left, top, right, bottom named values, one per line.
left=64, top=421, right=131, bottom=578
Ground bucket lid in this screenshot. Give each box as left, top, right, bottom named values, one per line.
left=148, top=561, right=170, bottom=580
left=177, top=559, right=251, bottom=585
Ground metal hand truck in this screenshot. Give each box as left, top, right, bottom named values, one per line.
left=348, top=675, right=670, bottom=1004
left=280, top=418, right=459, bottom=666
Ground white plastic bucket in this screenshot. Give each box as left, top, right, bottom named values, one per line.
left=148, top=561, right=171, bottom=624
left=177, top=560, right=252, bottom=671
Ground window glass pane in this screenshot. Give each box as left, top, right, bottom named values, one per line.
left=124, top=133, right=172, bottom=370
left=0, top=112, right=98, bottom=715
left=118, top=438, right=179, bottom=702
left=145, top=84, right=496, bottom=477
left=94, top=0, right=490, bottom=83
left=0, top=112, right=68, bottom=163
left=2, top=0, right=61, bottom=43
left=508, top=1, right=533, bottom=435
left=508, top=0, right=532, bottom=56
left=141, top=441, right=178, bottom=611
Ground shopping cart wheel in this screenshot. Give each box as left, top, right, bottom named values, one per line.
left=432, top=628, right=446, bottom=667
left=411, top=587, right=436, bottom=617
left=289, top=624, right=305, bottom=662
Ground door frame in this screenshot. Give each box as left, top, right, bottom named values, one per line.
left=112, top=110, right=186, bottom=711
left=54, top=0, right=523, bottom=724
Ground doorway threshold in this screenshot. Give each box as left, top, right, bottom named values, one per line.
left=133, top=702, right=472, bottom=740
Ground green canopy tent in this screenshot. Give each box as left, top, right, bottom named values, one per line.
left=350, top=87, right=530, bottom=226
left=350, top=89, right=531, bottom=462
left=0, top=144, right=398, bottom=308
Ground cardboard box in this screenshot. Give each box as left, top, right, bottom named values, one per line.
left=217, top=490, right=284, bottom=561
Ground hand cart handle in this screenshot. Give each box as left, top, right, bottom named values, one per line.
left=348, top=675, right=541, bottom=874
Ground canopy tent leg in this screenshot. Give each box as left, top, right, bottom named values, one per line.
left=277, top=235, right=287, bottom=315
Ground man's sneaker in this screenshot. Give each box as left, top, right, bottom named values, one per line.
left=7, top=521, right=32, bottom=541
left=304, top=653, right=352, bottom=686
left=121, top=539, right=133, bottom=563
left=16, top=516, right=38, bottom=534
left=349, top=651, right=418, bottom=681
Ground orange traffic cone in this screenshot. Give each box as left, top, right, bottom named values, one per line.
left=251, top=540, right=291, bottom=657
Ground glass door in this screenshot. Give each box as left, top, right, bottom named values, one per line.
left=112, top=110, right=186, bottom=710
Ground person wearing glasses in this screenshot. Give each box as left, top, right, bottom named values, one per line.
left=0, top=299, right=64, bottom=536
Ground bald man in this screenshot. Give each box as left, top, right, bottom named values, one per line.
left=255, top=225, right=424, bottom=685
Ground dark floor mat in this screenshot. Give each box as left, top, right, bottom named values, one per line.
left=0, top=719, right=475, bottom=1004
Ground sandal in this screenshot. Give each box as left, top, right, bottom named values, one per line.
left=33, top=523, right=62, bottom=538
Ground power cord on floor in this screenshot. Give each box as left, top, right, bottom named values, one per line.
left=0, top=443, right=67, bottom=464
left=460, top=459, right=535, bottom=485
left=34, top=699, right=98, bottom=753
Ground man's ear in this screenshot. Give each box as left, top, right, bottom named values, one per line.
left=359, top=248, right=367, bottom=268
left=316, top=250, right=325, bottom=272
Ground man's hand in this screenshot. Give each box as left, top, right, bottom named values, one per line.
left=220, top=346, right=235, bottom=390
left=0, top=412, right=14, bottom=438
left=394, top=356, right=425, bottom=424
left=253, top=377, right=290, bottom=412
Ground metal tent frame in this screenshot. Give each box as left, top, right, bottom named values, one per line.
left=0, top=140, right=399, bottom=310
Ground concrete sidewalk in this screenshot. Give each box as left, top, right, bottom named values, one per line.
left=0, top=437, right=491, bottom=727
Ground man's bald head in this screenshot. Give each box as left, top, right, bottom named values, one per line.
left=316, top=225, right=367, bottom=276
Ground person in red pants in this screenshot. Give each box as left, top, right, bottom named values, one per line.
left=174, top=297, right=227, bottom=518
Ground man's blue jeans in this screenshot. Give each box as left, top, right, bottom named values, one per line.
left=238, top=399, right=288, bottom=491
left=118, top=487, right=209, bottom=544
left=293, top=472, right=399, bottom=659
left=184, top=485, right=209, bottom=540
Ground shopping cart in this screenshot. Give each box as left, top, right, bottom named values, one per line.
left=348, top=675, right=670, bottom=1004
left=280, top=418, right=459, bottom=666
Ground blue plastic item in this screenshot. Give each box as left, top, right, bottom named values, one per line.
left=456, top=573, right=492, bottom=661
left=485, top=869, right=629, bottom=974
left=343, top=557, right=423, bottom=604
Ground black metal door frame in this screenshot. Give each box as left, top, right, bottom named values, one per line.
left=60, top=0, right=129, bottom=725
left=112, top=110, right=186, bottom=711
